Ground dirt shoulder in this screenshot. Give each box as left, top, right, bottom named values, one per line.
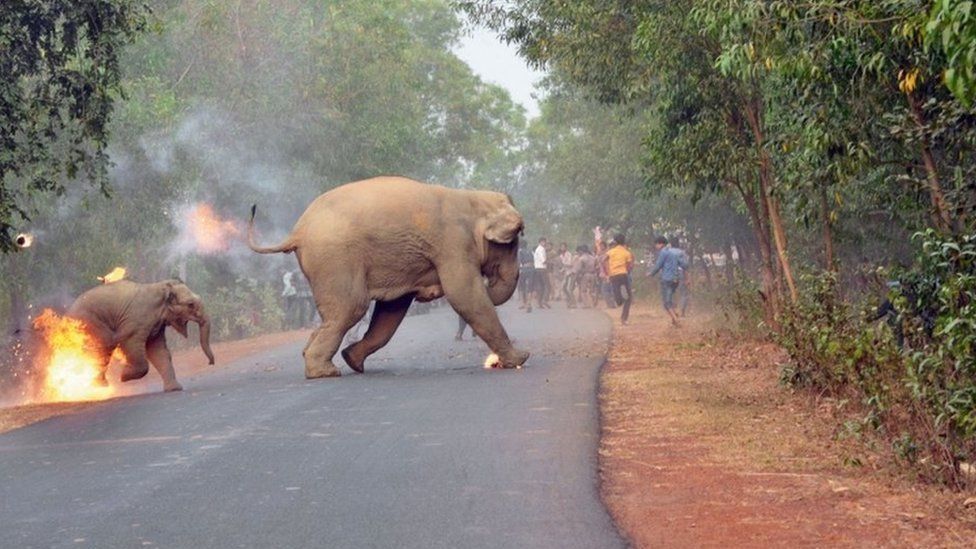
left=599, top=306, right=976, bottom=548
left=0, top=329, right=309, bottom=435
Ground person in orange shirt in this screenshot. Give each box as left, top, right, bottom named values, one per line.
left=604, top=234, right=635, bottom=324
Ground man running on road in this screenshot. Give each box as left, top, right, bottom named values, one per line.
left=605, top=235, right=635, bottom=324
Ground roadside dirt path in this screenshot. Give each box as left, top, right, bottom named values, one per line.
left=0, top=329, right=310, bottom=434
left=599, top=306, right=976, bottom=548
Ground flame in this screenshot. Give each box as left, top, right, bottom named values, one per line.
left=15, top=232, right=33, bottom=248
left=183, top=203, right=241, bottom=254
left=98, top=267, right=127, bottom=283
left=32, top=309, right=115, bottom=402
left=484, top=353, right=501, bottom=369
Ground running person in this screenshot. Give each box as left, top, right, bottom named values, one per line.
left=605, top=235, right=635, bottom=324
left=648, top=235, right=689, bottom=326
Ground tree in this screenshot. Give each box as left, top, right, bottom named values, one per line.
left=0, top=0, right=150, bottom=252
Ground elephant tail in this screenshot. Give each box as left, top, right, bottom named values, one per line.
left=247, top=204, right=297, bottom=254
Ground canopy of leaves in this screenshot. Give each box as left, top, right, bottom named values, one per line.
left=0, top=0, right=150, bottom=252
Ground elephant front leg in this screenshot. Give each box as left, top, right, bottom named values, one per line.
left=146, top=333, right=182, bottom=392
left=341, top=294, right=413, bottom=373
left=440, top=264, right=530, bottom=369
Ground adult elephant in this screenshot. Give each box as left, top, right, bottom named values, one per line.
left=67, top=279, right=215, bottom=392
left=248, top=176, right=529, bottom=378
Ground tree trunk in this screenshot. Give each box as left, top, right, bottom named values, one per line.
left=820, top=184, right=835, bottom=272
left=722, top=240, right=736, bottom=286
left=906, top=91, right=957, bottom=233
left=726, top=177, right=779, bottom=326
left=743, top=99, right=798, bottom=304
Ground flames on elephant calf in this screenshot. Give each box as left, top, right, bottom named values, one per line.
left=181, top=203, right=242, bottom=254
left=98, top=266, right=127, bottom=284
left=31, top=309, right=116, bottom=402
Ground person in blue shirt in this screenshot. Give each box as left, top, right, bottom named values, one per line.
left=671, top=238, right=692, bottom=317
left=648, top=236, right=688, bottom=326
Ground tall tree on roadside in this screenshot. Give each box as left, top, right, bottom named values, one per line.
left=0, top=0, right=150, bottom=252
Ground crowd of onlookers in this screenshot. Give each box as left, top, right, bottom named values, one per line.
left=517, top=227, right=691, bottom=326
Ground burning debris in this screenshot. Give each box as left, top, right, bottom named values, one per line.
left=31, top=309, right=115, bottom=403
left=484, top=353, right=501, bottom=369
left=98, top=267, right=127, bottom=284
left=15, top=232, right=33, bottom=249
left=179, top=203, right=242, bottom=255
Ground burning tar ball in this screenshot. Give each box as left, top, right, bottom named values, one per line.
left=15, top=233, right=34, bottom=249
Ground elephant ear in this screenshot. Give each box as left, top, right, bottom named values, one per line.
left=484, top=206, right=523, bottom=244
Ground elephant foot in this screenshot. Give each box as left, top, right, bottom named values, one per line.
left=163, top=382, right=183, bottom=392
left=500, top=349, right=530, bottom=369
left=340, top=347, right=365, bottom=374
left=305, top=362, right=342, bottom=379
left=120, top=365, right=149, bottom=382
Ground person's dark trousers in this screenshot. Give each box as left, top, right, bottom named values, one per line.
left=601, top=279, right=616, bottom=308
left=534, top=269, right=549, bottom=307
left=518, top=269, right=531, bottom=304
left=610, top=273, right=631, bottom=322
left=284, top=295, right=298, bottom=328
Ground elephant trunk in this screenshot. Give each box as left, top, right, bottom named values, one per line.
left=198, top=312, right=215, bottom=365
left=486, top=247, right=520, bottom=306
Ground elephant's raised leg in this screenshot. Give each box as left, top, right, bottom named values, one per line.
left=341, top=294, right=414, bottom=373
left=439, top=263, right=530, bottom=368
left=119, top=337, right=151, bottom=382
left=146, top=332, right=182, bottom=392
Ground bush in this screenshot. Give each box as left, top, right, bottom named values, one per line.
left=777, top=230, right=976, bottom=487
left=206, top=277, right=285, bottom=341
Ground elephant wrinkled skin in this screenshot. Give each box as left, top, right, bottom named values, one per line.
left=67, top=279, right=215, bottom=392
left=248, top=176, right=529, bottom=378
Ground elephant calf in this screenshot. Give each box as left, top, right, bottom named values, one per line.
left=67, top=279, right=215, bottom=392
left=248, top=176, right=530, bottom=378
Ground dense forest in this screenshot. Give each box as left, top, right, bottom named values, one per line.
left=3, top=1, right=976, bottom=485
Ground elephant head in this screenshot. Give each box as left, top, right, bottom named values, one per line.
left=480, top=197, right=524, bottom=306
left=162, top=280, right=215, bottom=365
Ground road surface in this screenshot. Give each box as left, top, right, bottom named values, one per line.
left=0, top=304, right=625, bottom=548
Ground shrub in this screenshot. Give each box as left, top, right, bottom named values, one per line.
left=776, top=230, right=976, bottom=487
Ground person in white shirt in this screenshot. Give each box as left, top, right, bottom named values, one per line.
left=532, top=237, right=551, bottom=309
left=281, top=269, right=298, bottom=328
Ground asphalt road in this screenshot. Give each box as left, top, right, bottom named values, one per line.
left=0, top=304, right=625, bottom=549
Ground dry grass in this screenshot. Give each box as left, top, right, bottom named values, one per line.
left=599, top=306, right=976, bottom=548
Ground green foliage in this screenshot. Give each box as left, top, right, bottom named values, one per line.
left=777, top=231, right=976, bottom=486
left=207, top=277, right=283, bottom=340
left=928, top=0, right=976, bottom=105
left=0, top=0, right=150, bottom=252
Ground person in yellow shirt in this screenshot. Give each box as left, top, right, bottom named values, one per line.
left=604, top=234, right=635, bottom=324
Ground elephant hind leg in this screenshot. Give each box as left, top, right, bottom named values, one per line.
left=119, top=338, right=151, bottom=382
left=341, top=294, right=413, bottom=373
left=304, top=294, right=368, bottom=379
left=146, top=333, right=182, bottom=392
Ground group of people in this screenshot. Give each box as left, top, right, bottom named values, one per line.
left=517, top=238, right=600, bottom=312
left=517, top=228, right=691, bottom=326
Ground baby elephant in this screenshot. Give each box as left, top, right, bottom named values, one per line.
left=67, top=279, right=215, bottom=392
